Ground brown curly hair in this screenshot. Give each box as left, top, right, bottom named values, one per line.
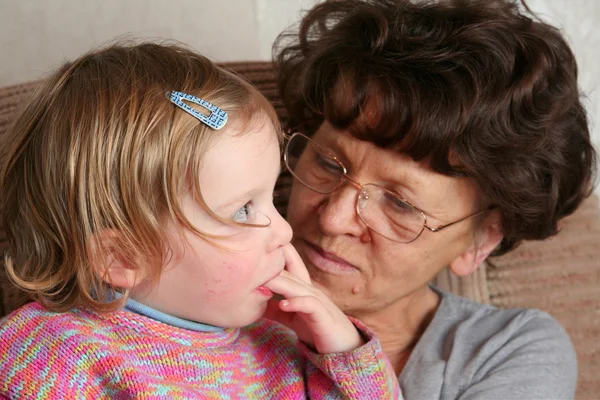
left=274, top=0, right=596, bottom=255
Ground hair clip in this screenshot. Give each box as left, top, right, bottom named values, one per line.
left=168, top=91, right=228, bottom=130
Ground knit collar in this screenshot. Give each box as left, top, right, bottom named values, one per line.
left=84, top=307, right=241, bottom=348
left=124, top=297, right=224, bottom=333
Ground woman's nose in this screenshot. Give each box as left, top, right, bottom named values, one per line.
left=317, top=183, right=368, bottom=238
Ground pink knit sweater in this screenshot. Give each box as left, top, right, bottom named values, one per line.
left=0, top=302, right=401, bottom=399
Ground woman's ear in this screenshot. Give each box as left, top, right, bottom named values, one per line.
left=87, top=229, right=146, bottom=289
left=449, top=209, right=503, bottom=277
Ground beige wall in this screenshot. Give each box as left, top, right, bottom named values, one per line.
left=526, top=0, right=600, bottom=197
left=1, top=0, right=598, bottom=193
left=0, top=0, right=318, bottom=85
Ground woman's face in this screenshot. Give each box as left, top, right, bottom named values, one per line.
left=286, top=121, right=484, bottom=316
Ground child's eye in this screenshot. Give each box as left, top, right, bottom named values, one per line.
left=232, top=202, right=253, bottom=223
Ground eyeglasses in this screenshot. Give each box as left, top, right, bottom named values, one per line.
left=284, top=132, right=490, bottom=243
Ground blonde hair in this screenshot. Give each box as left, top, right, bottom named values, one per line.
left=0, top=42, right=281, bottom=312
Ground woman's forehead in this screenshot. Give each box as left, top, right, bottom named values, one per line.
left=327, top=77, right=388, bottom=131
left=311, top=121, right=480, bottom=217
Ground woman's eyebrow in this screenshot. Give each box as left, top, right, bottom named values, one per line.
left=317, top=131, right=440, bottom=218
left=314, top=136, right=347, bottom=160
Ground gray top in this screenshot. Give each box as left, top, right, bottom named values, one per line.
left=399, top=287, right=577, bottom=400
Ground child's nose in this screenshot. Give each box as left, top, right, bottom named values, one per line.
left=270, top=210, right=293, bottom=250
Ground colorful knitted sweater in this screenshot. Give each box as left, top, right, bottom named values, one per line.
left=0, top=302, right=401, bottom=399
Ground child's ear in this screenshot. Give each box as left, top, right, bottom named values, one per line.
left=449, top=209, right=503, bottom=277
left=88, top=229, right=146, bottom=289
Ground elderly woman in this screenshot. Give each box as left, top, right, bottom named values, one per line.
left=274, top=0, right=596, bottom=398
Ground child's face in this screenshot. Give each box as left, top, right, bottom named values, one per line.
left=131, top=116, right=292, bottom=328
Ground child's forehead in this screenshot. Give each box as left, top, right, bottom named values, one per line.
left=211, top=126, right=279, bottom=161
left=228, top=108, right=281, bottom=139
left=195, top=121, right=281, bottom=206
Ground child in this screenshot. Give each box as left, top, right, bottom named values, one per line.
left=0, top=43, right=401, bottom=399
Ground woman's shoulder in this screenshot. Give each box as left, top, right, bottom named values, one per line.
left=429, top=286, right=575, bottom=367
left=401, top=286, right=577, bottom=399
left=432, top=286, right=571, bottom=342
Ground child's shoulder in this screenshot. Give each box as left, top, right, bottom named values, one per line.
left=0, top=302, right=113, bottom=397
left=0, top=301, right=104, bottom=361
left=0, top=301, right=87, bottom=333
left=244, top=318, right=298, bottom=341
left=0, top=302, right=98, bottom=353
left=2, top=301, right=61, bottom=328
left=242, top=318, right=300, bottom=351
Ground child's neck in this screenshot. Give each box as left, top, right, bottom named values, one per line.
left=123, top=296, right=224, bottom=332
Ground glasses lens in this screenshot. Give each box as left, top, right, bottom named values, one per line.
left=285, top=133, right=344, bottom=194
left=357, top=185, right=425, bottom=243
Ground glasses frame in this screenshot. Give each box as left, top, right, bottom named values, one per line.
left=284, top=131, right=491, bottom=243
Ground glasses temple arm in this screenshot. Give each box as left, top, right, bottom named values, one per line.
left=424, top=206, right=495, bottom=233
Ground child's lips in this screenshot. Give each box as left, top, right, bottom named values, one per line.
left=256, top=270, right=283, bottom=297
left=256, top=286, right=274, bottom=297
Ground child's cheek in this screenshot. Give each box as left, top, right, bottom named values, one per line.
left=204, top=257, right=258, bottom=300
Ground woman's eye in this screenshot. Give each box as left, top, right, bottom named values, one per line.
left=385, top=192, right=413, bottom=213
left=315, top=153, right=343, bottom=173
left=232, top=202, right=252, bottom=223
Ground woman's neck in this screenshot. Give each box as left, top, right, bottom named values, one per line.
left=353, top=286, right=441, bottom=376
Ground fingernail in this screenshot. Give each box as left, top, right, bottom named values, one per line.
left=281, top=300, right=289, bottom=307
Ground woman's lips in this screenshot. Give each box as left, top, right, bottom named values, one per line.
left=302, top=240, right=358, bottom=274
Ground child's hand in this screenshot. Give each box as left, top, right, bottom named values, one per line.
left=263, top=243, right=364, bottom=354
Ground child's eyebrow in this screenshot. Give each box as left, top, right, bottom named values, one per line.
left=214, top=188, right=261, bottom=214
left=213, top=156, right=281, bottom=214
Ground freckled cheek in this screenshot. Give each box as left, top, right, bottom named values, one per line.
left=201, top=256, right=262, bottom=300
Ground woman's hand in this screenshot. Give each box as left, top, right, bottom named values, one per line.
left=263, top=243, right=364, bottom=354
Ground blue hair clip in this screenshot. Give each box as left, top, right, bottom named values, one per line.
left=168, top=91, right=228, bottom=130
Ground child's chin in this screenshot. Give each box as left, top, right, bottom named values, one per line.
left=227, top=304, right=268, bottom=328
